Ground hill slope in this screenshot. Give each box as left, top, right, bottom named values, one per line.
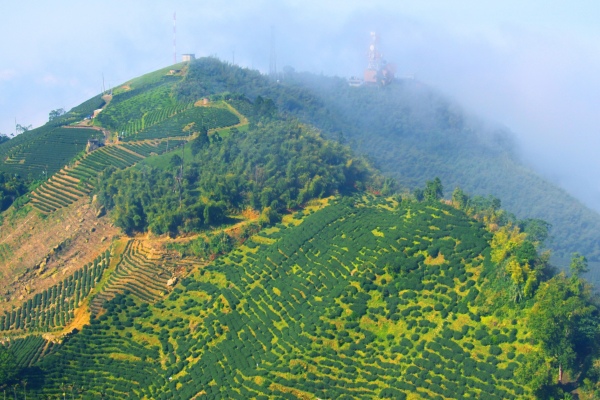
left=1, top=60, right=600, bottom=399
left=173, top=58, right=600, bottom=262
left=14, top=197, right=536, bottom=399
left=288, top=74, right=600, bottom=261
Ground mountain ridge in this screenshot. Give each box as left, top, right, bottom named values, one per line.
left=0, top=58, right=599, bottom=399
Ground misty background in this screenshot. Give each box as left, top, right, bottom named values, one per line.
left=1, top=0, right=599, bottom=212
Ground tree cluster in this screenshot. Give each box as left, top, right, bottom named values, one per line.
left=95, top=119, right=376, bottom=236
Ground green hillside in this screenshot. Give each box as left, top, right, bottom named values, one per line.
left=288, top=75, right=600, bottom=262
left=4, top=196, right=598, bottom=399
left=1, top=60, right=600, bottom=399
left=172, top=57, right=600, bottom=263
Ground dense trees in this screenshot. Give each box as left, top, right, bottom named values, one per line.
left=96, top=119, right=375, bottom=235
left=570, top=252, right=589, bottom=277
left=0, top=172, right=27, bottom=212
left=48, top=108, right=66, bottom=121
left=424, top=177, right=443, bottom=201
left=528, top=273, right=599, bottom=387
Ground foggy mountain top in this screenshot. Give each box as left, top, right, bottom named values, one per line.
left=1, top=0, right=599, bottom=211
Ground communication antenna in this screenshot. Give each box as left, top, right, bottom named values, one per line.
left=173, top=12, right=177, bottom=65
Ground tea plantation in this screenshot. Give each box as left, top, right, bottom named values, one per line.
left=12, top=197, right=537, bottom=398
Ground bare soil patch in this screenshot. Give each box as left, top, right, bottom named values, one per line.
left=0, top=198, right=118, bottom=313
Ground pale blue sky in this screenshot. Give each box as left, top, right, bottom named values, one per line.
left=1, top=0, right=600, bottom=210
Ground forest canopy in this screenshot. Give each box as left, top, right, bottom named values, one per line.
left=95, top=118, right=378, bottom=236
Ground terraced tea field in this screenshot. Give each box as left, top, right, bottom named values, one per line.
left=89, top=239, right=203, bottom=315
left=30, top=140, right=185, bottom=213
left=120, top=105, right=240, bottom=142
left=0, top=127, right=102, bottom=178
left=0, top=252, right=110, bottom=332
left=4, top=335, right=57, bottom=369
left=24, top=198, right=533, bottom=398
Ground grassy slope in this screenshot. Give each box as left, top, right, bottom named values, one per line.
left=18, top=197, right=535, bottom=399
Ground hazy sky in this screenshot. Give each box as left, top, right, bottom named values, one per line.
left=2, top=0, right=600, bottom=211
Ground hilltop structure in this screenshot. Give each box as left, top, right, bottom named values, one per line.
left=351, top=32, right=396, bottom=86
left=182, top=53, right=196, bottom=62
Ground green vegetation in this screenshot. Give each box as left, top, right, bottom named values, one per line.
left=88, top=239, right=198, bottom=315
left=0, top=94, right=106, bottom=211
left=96, top=76, right=181, bottom=130
left=29, top=144, right=151, bottom=213
left=2, top=58, right=600, bottom=399
left=175, top=57, right=600, bottom=263
left=0, top=127, right=102, bottom=179
left=95, top=119, right=375, bottom=236
left=0, top=172, right=27, bottom=212
left=0, top=346, right=17, bottom=386
left=5, top=335, right=56, bottom=369
left=4, top=196, right=596, bottom=398
left=288, top=73, right=600, bottom=263
left=120, top=104, right=239, bottom=142
left=118, top=102, right=193, bottom=137
left=1, top=251, right=109, bottom=332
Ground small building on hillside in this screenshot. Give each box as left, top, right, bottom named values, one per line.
left=182, top=54, right=196, bottom=62
left=86, top=138, right=103, bottom=153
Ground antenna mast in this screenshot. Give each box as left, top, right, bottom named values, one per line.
left=173, top=12, right=177, bottom=65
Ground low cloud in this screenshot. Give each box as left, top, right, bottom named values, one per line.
left=1, top=0, right=600, bottom=212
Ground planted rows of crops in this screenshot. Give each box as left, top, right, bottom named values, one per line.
left=89, top=240, right=173, bottom=315
left=31, top=145, right=144, bottom=212
left=0, top=93, right=105, bottom=170
left=118, top=102, right=193, bottom=136
left=0, top=127, right=101, bottom=179
left=119, top=139, right=186, bottom=157
left=120, top=106, right=239, bottom=142
left=0, top=251, right=109, bottom=332
left=31, top=140, right=186, bottom=213
left=96, top=76, right=181, bottom=130
left=25, top=198, right=530, bottom=398
left=37, top=294, right=163, bottom=398
left=5, top=335, right=57, bottom=368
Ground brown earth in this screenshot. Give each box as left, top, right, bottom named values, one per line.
left=0, top=198, right=118, bottom=313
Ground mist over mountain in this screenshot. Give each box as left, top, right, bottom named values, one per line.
left=2, top=2, right=600, bottom=214
left=2, top=46, right=600, bottom=398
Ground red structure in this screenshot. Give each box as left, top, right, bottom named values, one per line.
left=363, top=32, right=395, bottom=86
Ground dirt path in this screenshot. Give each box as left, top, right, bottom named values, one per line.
left=43, top=299, right=91, bottom=342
